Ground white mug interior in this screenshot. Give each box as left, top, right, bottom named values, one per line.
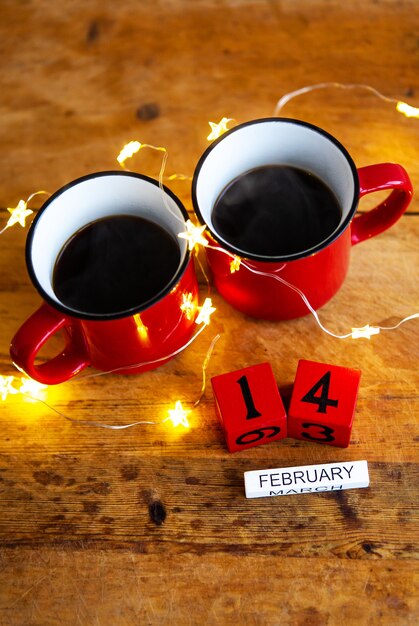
left=193, top=118, right=358, bottom=261
left=28, top=172, right=189, bottom=315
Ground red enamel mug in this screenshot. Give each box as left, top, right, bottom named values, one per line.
left=10, top=171, right=199, bottom=384
left=192, top=118, right=413, bottom=320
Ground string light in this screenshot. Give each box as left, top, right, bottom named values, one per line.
left=178, top=219, right=208, bottom=251
left=165, top=401, right=190, bottom=428
left=116, top=140, right=143, bottom=167
left=2, top=331, right=221, bottom=432
left=6, top=200, right=33, bottom=229
left=274, top=81, right=419, bottom=121
left=207, top=117, right=235, bottom=141
left=396, top=101, right=419, bottom=119
left=1, top=191, right=50, bottom=235
left=195, top=297, right=216, bottom=326
left=0, top=375, right=47, bottom=401
left=0, top=376, right=19, bottom=401
left=204, top=241, right=418, bottom=341
left=351, top=324, right=381, bottom=339
left=229, top=256, right=241, bottom=274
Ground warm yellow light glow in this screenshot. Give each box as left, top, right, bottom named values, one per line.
left=133, top=314, right=150, bottom=344
left=117, top=140, right=167, bottom=168
left=396, top=101, right=419, bottom=119
left=117, top=141, right=142, bottom=166
left=19, top=377, right=47, bottom=400
left=178, top=220, right=208, bottom=251
left=180, top=292, right=198, bottom=320
left=195, top=298, right=216, bottom=326
left=6, top=200, right=33, bottom=230
left=230, top=256, right=241, bottom=274
left=0, top=376, right=19, bottom=401
left=165, top=174, right=193, bottom=181
left=0, top=375, right=48, bottom=401
left=207, top=117, right=235, bottom=141
left=351, top=325, right=381, bottom=339
left=167, top=401, right=190, bottom=428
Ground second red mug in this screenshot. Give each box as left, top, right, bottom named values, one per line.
left=192, top=118, right=413, bottom=320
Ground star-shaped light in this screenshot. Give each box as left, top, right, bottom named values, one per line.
left=178, top=220, right=208, bottom=251
left=230, top=255, right=241, bottom=274
left=351, top=324, right=381, bottom=339
left=0, top=376, right=19, bottom=401
left=19, top=377, right=47, bottom=400
left=180, top=292, right=198, bottom=320
left=396, top=101, right=419, bottom=119
left=167, top=401, right=190, bottom=428
left=207, top=117, right=234, bottom=141
left=6, top=200, right=33, bottom=229
left=117, top=141, right=142, bottom=167
left=195, top=297, right=216, bottom=326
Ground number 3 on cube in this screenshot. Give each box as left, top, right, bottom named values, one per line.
left=211, top=362, right=287, bottom=452
left=288, top=360, right=361, bottom=448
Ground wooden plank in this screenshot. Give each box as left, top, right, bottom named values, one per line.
left=0, top=551, right=417, bottom=626
left=0, top=0, right=418, bottom=210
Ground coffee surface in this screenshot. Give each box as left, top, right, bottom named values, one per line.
left=211, top=165, right=342, bottom=257
left=53, top=215, right=181, bottom=315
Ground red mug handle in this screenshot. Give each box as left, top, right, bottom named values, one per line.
left=351, top=163, right=413, bottom=245
left=10, top=302, right=90, bottom=384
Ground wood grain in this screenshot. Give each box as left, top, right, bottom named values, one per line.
left=0, top=1, right=418, bottom=625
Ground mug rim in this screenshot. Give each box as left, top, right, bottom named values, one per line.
left=191, top=117, right=360, bottom=262
left=26, top=170, right=192, bottom=321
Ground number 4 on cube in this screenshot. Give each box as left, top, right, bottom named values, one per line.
left=211, top=362, right=287, bottom=452
left=288, top=360, right=361, bottom=448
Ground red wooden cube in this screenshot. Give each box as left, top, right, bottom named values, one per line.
left=288, top=359, right=361, bottom=448
left=211, top=362, right=287, bottom=452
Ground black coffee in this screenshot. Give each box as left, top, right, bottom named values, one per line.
left=211, top=165, right=342, bottom=257
left=53, top=215, right=180, bottom=315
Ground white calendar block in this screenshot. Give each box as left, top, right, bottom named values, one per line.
left=244, top=460, right=369, bottom=499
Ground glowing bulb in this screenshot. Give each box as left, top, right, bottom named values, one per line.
left=351, top=325, right=381, bottom=339
left=396, top=101, right=419, bottom=119
left=230, top=256, right=241, bottom=274
left=0, top=376, right=18, bottom=401
left=195, top=298, right=216, bottom=326
left=180, top=292, right=198, bottom=320
left=167, top=401, right=190, bottom=428
left=207, top=117, right=234, bottom=141
left=5, top=200, right=33, bottom=230
left=178, top=220, right=208, bottom=251
left=19, top=377, right=47, bottom=400
left=117, top=141, right=142, bottom=166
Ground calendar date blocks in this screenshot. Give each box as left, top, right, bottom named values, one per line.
left=288, top=359, right=361, bottom=448
left=211, top=362, right=287, bottom=452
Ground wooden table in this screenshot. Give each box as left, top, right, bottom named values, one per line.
left=0, top=1, right=418, bottom=624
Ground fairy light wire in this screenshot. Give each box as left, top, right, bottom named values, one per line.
left=14, top=329, right=221, bottom=430
left=274, top=81, right=419, bottom=118
left=73, top=320, right=209, bottom=381
left=117, top=141, right=186, bottom=228
left=205, top=242, right=418, bottom=339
